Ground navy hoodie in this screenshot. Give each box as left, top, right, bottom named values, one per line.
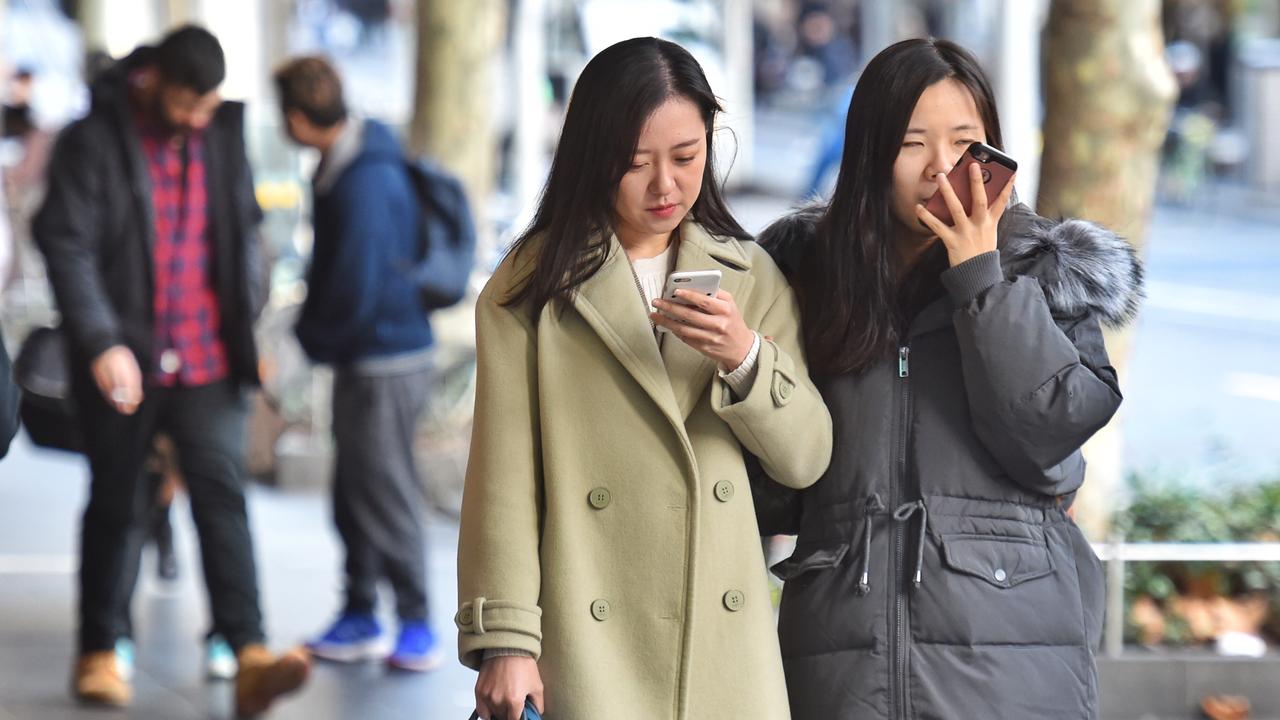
left=295, top=119, right=432, bottom=365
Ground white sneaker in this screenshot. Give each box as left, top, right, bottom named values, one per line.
left=205, top=635, right=238, bottom=680
left=114, top=638, right=136, bottom=682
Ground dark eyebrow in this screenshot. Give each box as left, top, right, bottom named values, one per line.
left=905, top=124, right=981, bottom=135
left=635, top=138, right=702, bottom=155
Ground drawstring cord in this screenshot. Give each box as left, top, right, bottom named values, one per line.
left=893, top=500, right=929, bottom=587
left=855, top=494, right=884, bottom=596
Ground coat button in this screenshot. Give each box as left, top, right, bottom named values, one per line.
left=994, top=569, right=1007, bottom=582
left=588, top=487, right=611, bottom=509
left=457, top=607, right=473, bottom=625
left=713, top=480, right=734, bottom=502
left=723, top=590, right=745, bottom=612
left=777, top=379, right=793, bottom=400
left=591, top=599, right=611, bottom=621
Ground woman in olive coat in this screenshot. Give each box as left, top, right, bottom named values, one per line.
left=456, top=37, right=832, bottom=720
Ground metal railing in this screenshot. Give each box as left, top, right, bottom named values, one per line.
left=1092, top=540, right=1280, bottom=657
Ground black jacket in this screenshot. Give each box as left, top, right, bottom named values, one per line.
left=34, top=47, right=266, bottom=384
left=755, top=203, right=1144, bottom=720
left=0, top=341, right=18, bottom=458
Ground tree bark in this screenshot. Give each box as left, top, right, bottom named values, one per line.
left=408, top=0, right=506, bottom=515
left=1038, top=0, right=1177, bottom=540
left=409, top=0, right=505, bottom=215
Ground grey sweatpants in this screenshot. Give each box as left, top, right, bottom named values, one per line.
left=331, top=364, right=432, bottom=621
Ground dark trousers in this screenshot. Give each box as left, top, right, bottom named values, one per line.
left=116, top=471, right=175, bottom=641
left=331, top=366, right=431, bottom=621
left=74, top=376, right=264, bottom=654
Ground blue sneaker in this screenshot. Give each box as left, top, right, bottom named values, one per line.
left=386, top=621, right=443, bottom=672
left=306, top=613, right=384, bottom=662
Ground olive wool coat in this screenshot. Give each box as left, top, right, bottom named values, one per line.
left=456, top=220, right=834, bottom=720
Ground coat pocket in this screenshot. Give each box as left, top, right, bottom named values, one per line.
left=916, top=524, right=1086, bottom=647
left=938, top=533, right=1055, bottom=589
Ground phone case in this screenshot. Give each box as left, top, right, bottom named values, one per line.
left=923, top=142, right=1017, bottom=226
left=656, top=269, right=721, bottom=333
left=662, top=270, right=722, bottom=302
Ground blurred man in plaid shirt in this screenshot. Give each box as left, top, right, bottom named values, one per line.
left=35, top=26, right=309, bottom=714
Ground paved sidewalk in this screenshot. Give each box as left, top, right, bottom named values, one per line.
left=0, top=433, right=475, bottom=720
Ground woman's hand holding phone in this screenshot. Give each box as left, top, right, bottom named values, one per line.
left=651, top=289, right=756, bottom=371
left=916, top=161, right=1017, bottom=268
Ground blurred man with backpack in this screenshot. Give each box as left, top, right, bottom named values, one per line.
left=274, top=55, right=471, bottom=672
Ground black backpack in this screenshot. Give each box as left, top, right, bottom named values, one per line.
left=402, top=157, right=477, bottom=311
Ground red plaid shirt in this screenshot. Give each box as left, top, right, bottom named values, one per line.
left=137, top=121, right=229, bottom=386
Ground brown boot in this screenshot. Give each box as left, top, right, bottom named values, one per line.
left=72, top=650, right=132, bottom=707
left=1201, top=694, right=1251, bottom=720
left=234, top=644, right=311, bottom=716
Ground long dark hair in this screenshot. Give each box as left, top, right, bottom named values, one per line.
left=798, top=38, right=1004, bottom=376
left=503, top=37, right=748, bottom=317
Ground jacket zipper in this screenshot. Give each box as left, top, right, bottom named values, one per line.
left=891, top=345, right=911, bottom=719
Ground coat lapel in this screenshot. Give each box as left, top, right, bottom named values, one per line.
left=571, top=236, right=682, bottom=425
left=661, top=222, right=755, bottom=420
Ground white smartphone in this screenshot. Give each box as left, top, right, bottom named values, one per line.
left=656, top=269, right=722, bottom=333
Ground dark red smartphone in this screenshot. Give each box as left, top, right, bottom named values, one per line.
left=923, top=142, right=1017, bottom=226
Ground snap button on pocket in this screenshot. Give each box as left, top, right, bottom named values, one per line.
left=723, top=590, right=745, bottom=612
left=588, top=487, right=611, bottom=509
left=994, top=568, right=1007, bottom=582
left=591, top=599, right=611, bottom=621
left=771, top=370, right=796, bottom=407
left=714, top=480, right=734, bottom=502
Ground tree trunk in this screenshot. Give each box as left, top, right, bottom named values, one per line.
left=408, top=0, right=506, bottom=515
left=409, top=0, right=505, bottom=215
left=1038, top=0, right=1177, bottom=540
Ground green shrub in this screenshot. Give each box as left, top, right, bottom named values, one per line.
left=1113, top=472, right=1280, bottom=646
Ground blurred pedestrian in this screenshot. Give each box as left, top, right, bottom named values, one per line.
left=273, top=55, right=443, bottom=673
left=34, top=25, right=309, bottom=713
left=457, top=37, right=832, bottom=720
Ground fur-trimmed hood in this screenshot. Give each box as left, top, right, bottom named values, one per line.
left=757, top=202, right=1145, bottom=328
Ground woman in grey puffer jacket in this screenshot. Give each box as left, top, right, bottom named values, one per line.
left=754, top=39, right=1144, bottom=720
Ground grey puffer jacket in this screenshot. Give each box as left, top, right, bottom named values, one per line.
left=754, top=203, right=1143, bottom=720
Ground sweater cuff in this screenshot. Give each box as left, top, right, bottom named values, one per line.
left=940, top=251, right=1004, bottom=308
left=483, top=648, right=536, bottom=662
left=719, top=332, right=761, bottom=398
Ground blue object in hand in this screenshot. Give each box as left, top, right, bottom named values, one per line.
left=468, top=699, right=542, bottom=720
